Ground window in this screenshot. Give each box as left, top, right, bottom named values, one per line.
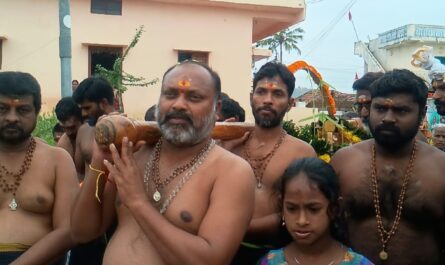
left=88, top=46, right=123, bottom=76
left=91, top=0, right=122, bottom=15
left=178, top=51, right=209, bottom=65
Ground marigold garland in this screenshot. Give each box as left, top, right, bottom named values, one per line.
left=287, top=60, right=337, bottom=116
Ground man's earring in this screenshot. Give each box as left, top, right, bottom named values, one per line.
left=282, top=217, right=285, bottom=226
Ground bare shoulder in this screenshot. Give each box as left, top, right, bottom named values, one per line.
left=330, top=140, right=372, bottom=180
left=417, top=141, right=445, bottom=175
left=77, top=123, right=93, bottom=137
left=35, top=139, right=74, bottom=164
left=284, top=134, right=317, bottom=158
left=332, top=140, right=371, bottom=162
left=57, top=134, right=73, bottom=150
left=212, top=145, right=255, bottom=183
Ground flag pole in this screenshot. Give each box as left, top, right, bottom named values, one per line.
left=348, top=11, right=360, bottom=42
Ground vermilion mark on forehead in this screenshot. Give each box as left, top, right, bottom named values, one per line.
left=178, top=78, right=192, bottom=89
left=383, top=98, right=394, bottom=108
left=357, top=96, right=371, bottom=104
left=6, top=98, right=21, bottom=107
left=258, top=80, right=284, bottom=91
left=265, top=81, right=278, bottom=89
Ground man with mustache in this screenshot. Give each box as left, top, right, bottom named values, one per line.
left=432, top=78, right=445, bottom=116
left=55, top=97, right=83, bottom=159
left=71, top=60, right=255, bottom=265
left=72, top=76, right=115, bottom=181
left=352, top=72, right=384, bottom=131
left=228, top=62, right=316, bottom=265
left=0, top=72, right=79, bottom=264
left=70, top=76, right=115, bottom=265
left=331, top=69, right=445, bottom=265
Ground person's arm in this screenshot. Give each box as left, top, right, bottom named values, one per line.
left=74, top=126, right=86, bottom=180
left=11, top=149, right=79, bottom=265
left=70, top=141, right=117, bottom=243
left=244, top=214, right=281, bottom=241
left=218, top=131, right=250, bottom=152
left=105, top=139, right=255, bottom=265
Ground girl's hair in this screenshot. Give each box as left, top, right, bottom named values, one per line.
left=275, top=157, right=347, bottom=244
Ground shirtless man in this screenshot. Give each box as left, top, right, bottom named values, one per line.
left=70, top=60, right=255, bottom=265
left=432, top=77, right=445, bottom=116
left=0, top=72, right=78, bottom=264
left=331, top=69, right=445, bottom=265
left=55, top=97, right=82, bottom=159
left=70, top=76, right=115, bottom=265
left=72, top=76, right=115, bottom=180
left=352, top=72, right=383, bottom=131
left=353, top=71, right=427, bottom=142
left=228, top=62, right=316, bottom=265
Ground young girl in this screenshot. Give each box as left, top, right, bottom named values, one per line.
left=257, top=157, right=373, bottom=265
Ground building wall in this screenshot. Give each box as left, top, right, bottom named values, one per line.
left=1, top=0, right=303, bottom=122
left=367, top=39, right=445, bottom=81
left=361, top=25, right=445, bottom=82
left=71, top=0, right=255, bottom=119
left=0, top=0, right=60, bottom=110
left=285, top=106, right=318, bottom=126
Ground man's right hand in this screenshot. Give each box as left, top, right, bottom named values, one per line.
left=218, top=131, right=250, bottom=152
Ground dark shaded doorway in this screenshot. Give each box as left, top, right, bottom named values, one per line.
left=88, top=46, right=123, bottom=76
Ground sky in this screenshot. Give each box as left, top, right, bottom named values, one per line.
left=259, top=0, right=445, bottom=94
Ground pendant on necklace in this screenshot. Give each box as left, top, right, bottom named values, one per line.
left=256, top=180, right=262, bottom=189
left=379, top=250, right=388, bottom=260
left=153, top=190, right=161, bottom=202
left=9, top=197, right=18, bottom=211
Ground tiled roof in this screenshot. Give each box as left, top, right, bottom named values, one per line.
left=294, top=90, right=356, bottom=111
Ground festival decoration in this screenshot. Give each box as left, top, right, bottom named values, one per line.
left=283, top=61, right=368, bottom=158
left=287, top=60, right=337, bottom=116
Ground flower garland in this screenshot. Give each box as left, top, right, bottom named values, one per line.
left=287, top=60, right=337, bottom=116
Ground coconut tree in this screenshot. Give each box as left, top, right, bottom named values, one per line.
left=256, top=27, right=304, bottom=63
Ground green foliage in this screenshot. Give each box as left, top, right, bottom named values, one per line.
left=283, top=118, right=370, bottom=155
left=95, top=25, right=159, bottom=112
left=284, top=120, right=331, bottom=155
left=256, top=27, right=304, bottom=62
left=338, top=118, right=372, bottom=140
left=32, top=112, right=58, bottom=146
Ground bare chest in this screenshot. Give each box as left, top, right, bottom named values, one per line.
left=342, top=164, right=445, bottom=227
left=0, top=163, right=55, bottom=213
left=239, top=144, right=304, bottom=188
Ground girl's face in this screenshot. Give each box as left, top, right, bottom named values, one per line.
left=282, top=173, right=331, bottom=246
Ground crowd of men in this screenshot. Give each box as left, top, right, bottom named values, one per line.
left=1, top=60, right=445, bottom=265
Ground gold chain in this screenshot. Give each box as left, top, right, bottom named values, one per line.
left=243, top=130, right=286, bottom=188
left=370, top=141, right=417, bottom=260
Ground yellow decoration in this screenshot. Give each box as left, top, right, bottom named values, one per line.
left=319, top=154, right=331, bottom=163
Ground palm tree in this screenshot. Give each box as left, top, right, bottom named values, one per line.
left=256, top=27, right=304, bottom=63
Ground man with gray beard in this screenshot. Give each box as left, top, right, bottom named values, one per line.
left=71, top=60, right=255, bottom=265
left=228, top=62, right=316, bottom=265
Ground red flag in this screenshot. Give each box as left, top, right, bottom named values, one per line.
left=348, top=11, right=352, bottom=21
left=354, top=72, right=359, bottom=80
